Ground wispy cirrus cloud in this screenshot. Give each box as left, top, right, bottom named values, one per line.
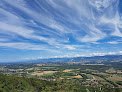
left=0, top=0, right=122, bottom=61
left=0, top=42, right=59, bottom=53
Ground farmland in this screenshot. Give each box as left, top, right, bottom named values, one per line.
left=0, top=59, right=122, bottom=92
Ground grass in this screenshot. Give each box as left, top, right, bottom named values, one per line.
left=86, top=74, right=93, bottom=79
left=64, top=75, right=73, bottom=78
left=100, top=73, right=110, bottom=76
left=107, top=75, right=122, bottom=82
left=93, top=76, right=105, bottom=81
left=26, top=74, right=37, bottom=77
left=61, top=74, right=83, bottom=79
left=101, top=82, right=114, bottom=87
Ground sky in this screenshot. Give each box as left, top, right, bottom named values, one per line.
left=0, top=0, right=122, bottom=62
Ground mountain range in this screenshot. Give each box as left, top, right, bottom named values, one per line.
left=29, top=55, right=122, bottom=63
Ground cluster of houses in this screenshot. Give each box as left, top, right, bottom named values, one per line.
left=82, top=80, right=102, bottom=87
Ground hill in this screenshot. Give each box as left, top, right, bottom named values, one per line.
left=28, top=55, right=122, bottom=63
left=0, top=73, right=122, bottom=92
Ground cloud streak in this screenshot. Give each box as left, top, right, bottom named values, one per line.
left=0, top=0, right=122, bottom=61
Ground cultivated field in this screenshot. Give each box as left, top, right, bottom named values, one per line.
left=31, top=71, right=57, bottom=75
left=73, top=75, right=83, bottom=78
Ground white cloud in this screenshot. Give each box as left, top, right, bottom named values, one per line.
left=0, top=38, right=8, bottom=41
left=64, top=45, right=76, bottom=50
left=0, top=22, right=47, bottom=41
left=22, top=51, right=122, bottom=61
left=107, top=41, right=118, bottom=44
left=0, top=22, right=65, bottom=47
left=88, top=0, right=116, bottom=11
left=91, top=52, right=117, bottom=56
left=80, top=25, right=106, bottom=42
left=2, top=0, right=122, bottom=43
left=119, top=51, right=122, bottom=54
left=0, top=0, right=122, bottom=52
left=99, top=11, right=122, bottom=37
left=0, top=42, right=58, bottom=53
left=91, top=53, right=107, bottom=56
left=108, top=52, right=116, bottom=55
left=0, top=42, right=45, bottom=50
left=0, top=8, right=21, bottom=25
left=91, top=42, right=100, bottom=44
left=107, top=40, right=122, bottom=44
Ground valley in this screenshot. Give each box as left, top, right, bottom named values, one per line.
left=0, top=56, right=122, bottom=92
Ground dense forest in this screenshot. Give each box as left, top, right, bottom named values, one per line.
left=0, top=73, right=122, bottom=92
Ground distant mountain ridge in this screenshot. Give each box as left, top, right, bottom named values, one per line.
left=29, top=55, right=122, bottom=63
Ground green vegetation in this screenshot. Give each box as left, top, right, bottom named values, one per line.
left=86, top=74, right=93, bottom=79
left=116, top=81, right=122, bottom=86
left=0, top=73, right=122, bottom=92
left=0, top=60, right=122, bottom=92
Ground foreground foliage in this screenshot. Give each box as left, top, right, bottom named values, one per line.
left=0, top=73, right=122, bottom=92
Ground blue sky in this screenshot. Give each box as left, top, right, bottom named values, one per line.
left=0, top=0, right=122, bottom=62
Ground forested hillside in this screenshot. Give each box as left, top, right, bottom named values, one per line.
left=0, top=73, right=122, bottom=92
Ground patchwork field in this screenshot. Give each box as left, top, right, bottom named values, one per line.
left=93, top=76, right=105, bottom=81
left=107, top=75, right=122, bottom=82
left=36, top=64, right=45, bottom=66
left=31, top=71, right=57, bottom=76
left=26, top=68, right=33, bottom=71
left=73, top=75, right=83, bottom=78
left=101, top=82, right=114, bottom=87
left=31, top=72, right=43, bottom=75
left=63, top=69, right=73, bottom=72
left=0, top=61, right=122, bottom=89
left=86, top=74, right=93, bottom=79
